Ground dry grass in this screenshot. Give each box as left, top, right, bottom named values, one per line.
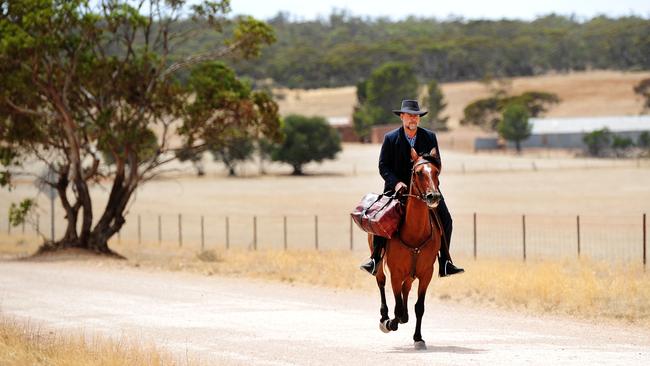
left=120, top=245, right=370, bottom=289
left=430, top=257, right=650, bottom=325
left=0, top=316, right=184, bottom=366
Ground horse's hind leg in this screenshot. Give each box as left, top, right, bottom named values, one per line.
left=413, top=271, right=433, bottom=350
left=376, top=260, right=390, bottom=333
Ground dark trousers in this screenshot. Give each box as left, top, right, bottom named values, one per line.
left=373, top=198, right=453, bottom=260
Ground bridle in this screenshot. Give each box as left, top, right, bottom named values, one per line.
left=401, top=159, right=441, bottom=206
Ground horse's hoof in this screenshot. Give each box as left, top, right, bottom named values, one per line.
left=399, top=315, right=409, bottom=324
left=414, top=340, right=427, bottom=350
left=379, top=319, right=390, bottom=333
left=388, top=319, right=399, bottom=331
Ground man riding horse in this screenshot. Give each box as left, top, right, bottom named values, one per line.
left=360, top=99, right=464, bottom=277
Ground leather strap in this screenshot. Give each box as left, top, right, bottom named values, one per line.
left=397, top=211, right=436, bottom=279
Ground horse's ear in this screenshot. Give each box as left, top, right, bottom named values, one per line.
left=430, top=147, right=438, bottom=157
left=410, top=148, right=418, bottom=162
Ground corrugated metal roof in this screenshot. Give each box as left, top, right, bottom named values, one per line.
left=530, top=116, right=650, bottom=134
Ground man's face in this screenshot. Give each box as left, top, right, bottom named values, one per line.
left=401, top=113, right=420, bottom=131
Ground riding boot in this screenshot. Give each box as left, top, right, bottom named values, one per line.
left=433, top=201, right=464, bottom=278
left=437, top=226, right=464, bottom=277
left=438, top=251, right=464, bottom=277
left=360, top=236, right=386, bottom=276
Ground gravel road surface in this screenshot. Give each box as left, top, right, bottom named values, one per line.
left=1, top=261, right=648, bottom=365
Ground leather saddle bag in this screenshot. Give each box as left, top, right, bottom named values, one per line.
left=350, top=193, right=404, bottom=238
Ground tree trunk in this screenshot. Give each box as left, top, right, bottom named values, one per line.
left=291, top=164, right=303, bottom=175
left=41, top=168, right=130, bottom=258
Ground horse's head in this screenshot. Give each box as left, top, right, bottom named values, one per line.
left=409, top=147, right=442, bottom=209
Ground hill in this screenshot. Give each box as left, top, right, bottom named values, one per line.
left=276, top=70, right=650, bottom=128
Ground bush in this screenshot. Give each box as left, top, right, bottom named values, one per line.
left=638, top=131, right=650, bottom=149
left=611, top=135, right=634, bottom=157
left=497, top=103, right=531, bottom=153
left=583, top=128, right=612, bottom=157
left=270, top=115, right=342, bottom=175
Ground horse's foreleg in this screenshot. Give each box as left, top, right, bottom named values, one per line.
left=413, top=272, right=433, bottom=350
left=387, top=273, right=405, bottom=332
left=399, top=278, right=413, bottom=324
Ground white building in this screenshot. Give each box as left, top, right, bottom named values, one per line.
left=475, top=115, right=650, bottom=150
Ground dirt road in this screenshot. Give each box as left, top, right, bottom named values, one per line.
left=1, top=261, right=648, bottom=365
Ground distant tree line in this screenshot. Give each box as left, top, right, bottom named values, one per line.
left=209, top=12, right=650, bottom=89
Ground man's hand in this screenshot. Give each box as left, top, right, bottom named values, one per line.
left=395, top=182, right=407, bottom=194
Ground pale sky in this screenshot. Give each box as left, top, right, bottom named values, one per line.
left=228, top=0, right=650, bottom=21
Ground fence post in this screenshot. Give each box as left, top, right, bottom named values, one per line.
left=225, top=216, right=230, bottom=249
left=349, top=216, right=354, bottom=251
left=473, top=212, right=477, bottom=260
left=314, top=215, right=319, bottom=250
left=50, top=197, right=55, bottom=242
left=253, top=216, right=257, bottom=250
left=283, top=216, right=287, bottom=251
left=201, top=215, right=205, bottom=251
left=178, top=213, right=183, bottom=247
left=137, top=214, right=141, bottom=245
left=158, top=215, right=162, bottom=245
left=576, top=215, right=581, bottom=258
left=36, top=214, right=40, bottom=234
left=643, top=214, right=648, bottom=271
left=522, top=214, right=526, bottom=262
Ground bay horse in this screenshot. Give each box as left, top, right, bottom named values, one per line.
left=369, top=147, right=442, bottom=350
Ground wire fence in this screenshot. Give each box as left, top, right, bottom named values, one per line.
left=0, top=210, right=647, bottom=268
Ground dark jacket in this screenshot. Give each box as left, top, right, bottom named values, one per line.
left=379, top=126, right=440, bottom=193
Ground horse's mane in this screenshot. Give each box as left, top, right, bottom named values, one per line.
left=419, top=153, right=441, bottom=170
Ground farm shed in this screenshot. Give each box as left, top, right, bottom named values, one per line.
left=476, top=115, right=650, bottom=150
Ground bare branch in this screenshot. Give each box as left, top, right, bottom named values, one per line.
left=4, top=98, right=50, bottom=118
left=160, top=41, right=239, bottom=78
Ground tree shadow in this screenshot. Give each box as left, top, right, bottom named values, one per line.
left=387, top=344, right=486, bottom=354
left=269, top=171, right=347, bottom=178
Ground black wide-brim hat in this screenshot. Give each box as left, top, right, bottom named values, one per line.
left=392, top=99, right=428, bottom=117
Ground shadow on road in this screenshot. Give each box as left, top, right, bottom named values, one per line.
left=388, top=345, right=486, bottom=354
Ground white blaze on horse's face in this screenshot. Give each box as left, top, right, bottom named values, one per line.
left=413, top=158, right=442, bottom=209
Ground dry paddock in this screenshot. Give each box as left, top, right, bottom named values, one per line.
left=1, top=144, right=649, bottom=263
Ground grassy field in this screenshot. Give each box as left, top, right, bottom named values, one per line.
left=0, top=316, right=184, bottom=366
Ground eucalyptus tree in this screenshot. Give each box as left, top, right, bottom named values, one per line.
left=0, top=0, right=280, bottom=255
